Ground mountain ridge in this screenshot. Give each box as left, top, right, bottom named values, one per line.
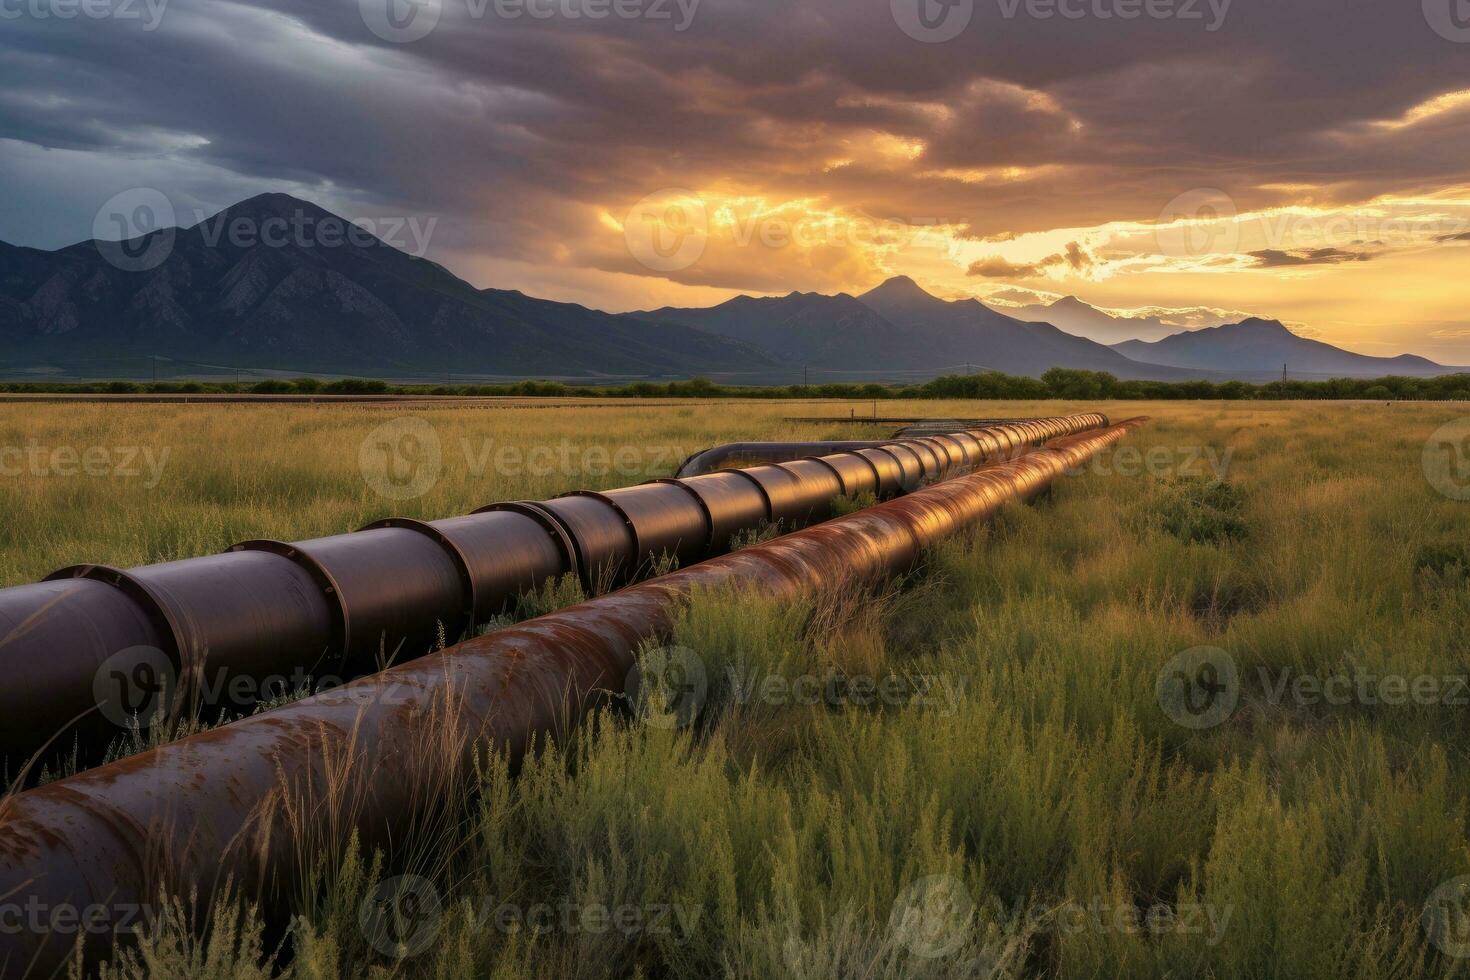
left=0, top=194, right=778, bottom=378
left=638, top=275, right=1213, bottom=381
left=1, top=193, right=1461, bottom=382
left=1004, top=294, right=1245, bottom=345
left=1113, top=317, right=1452, bottom=377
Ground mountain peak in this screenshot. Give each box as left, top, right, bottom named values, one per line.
left=860, top=275, right=937, bottom=303
left=1051, top=295, right=1094, bottom=310
left=1230, top=317, right=1292, bottom=334
left=1112, top=314, right=1451, bottom=375
left=199, top=192, right=341, bottom=228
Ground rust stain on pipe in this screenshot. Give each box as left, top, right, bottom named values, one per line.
left=0, top=419, right=1141, bottom=976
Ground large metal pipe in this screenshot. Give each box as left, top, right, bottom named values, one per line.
left=0, top=415, right=1107, bottom=778
left=675, top=414, right=1113, bottom=477
left=677, top=440, right=889, bottom=477
left=0, top=419, right=1142, bottom=976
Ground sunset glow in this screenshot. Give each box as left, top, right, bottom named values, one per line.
left=5, top=0, right=1470, bottom=360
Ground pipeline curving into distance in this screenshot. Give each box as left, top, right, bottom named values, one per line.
left=0, top=419, right=1143, bottom=977
left=0, top=414, right=1107, bottom=776
left=673, top=418, right=1103, bottom=477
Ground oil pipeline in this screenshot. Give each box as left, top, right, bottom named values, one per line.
left=0, top=415, right=1107, bottom=778
left=0, top=418, right=1142, bottom=976
left=673, top=417, right=1106, bottom=477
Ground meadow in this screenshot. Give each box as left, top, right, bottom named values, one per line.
left=3, top=399, right=1470, bottom=978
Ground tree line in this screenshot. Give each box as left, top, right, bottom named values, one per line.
left=4, top=368, right=1469, bottom=401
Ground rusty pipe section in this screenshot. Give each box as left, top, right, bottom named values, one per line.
left=0, top=419, right=1142, bottom=977
left=0, top=415, right=1108, bottom=777
left=676, top=414, right=1113, bottom=477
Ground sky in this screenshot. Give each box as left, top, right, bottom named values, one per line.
left=3, top=0, right=1470, bottom=360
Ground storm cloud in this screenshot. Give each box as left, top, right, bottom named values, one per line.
left=1248, top=247, right=1378, bottom=268
left=2, top=0, right=1470, bottom=317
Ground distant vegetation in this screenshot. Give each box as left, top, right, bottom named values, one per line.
left=5, top=367, right=1470, bottom=400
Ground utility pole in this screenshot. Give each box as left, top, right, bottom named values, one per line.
left=1282, top=363, right=1288, bottom=383
left=151, top=355, right=157, bottom=383
left=803, top=366, right=809, bottom=386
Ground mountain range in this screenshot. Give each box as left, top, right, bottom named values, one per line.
left=637, top=276, right=1204, bottom=380
left=0, top=193, right=1462, bottom=382
left=1005, top=295, right=1241, bottom=345
left=0, top=194, right=775, bottom=378
left=1112, top=319, right=1449, bottom=377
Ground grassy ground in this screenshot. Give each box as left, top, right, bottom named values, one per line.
left=5, top=400, right=1470, bottom=977
left=0, top=397, right=964, bottom=586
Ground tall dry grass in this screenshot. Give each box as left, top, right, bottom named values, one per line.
left=4, top=399, right=1468, bottom=977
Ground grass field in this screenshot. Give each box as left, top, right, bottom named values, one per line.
left=6, top=400, right=1470, bottom=978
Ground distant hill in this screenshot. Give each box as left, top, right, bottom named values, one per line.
left=638, top=290, right=918, bottom=370
left=0, top=194, right=776, bottom=378
left=1005, top=295, right=1238, bottom=345
left=1113, top=318, right=1457, bottom=378
left=2, top=193, right=1461, bottom=382
left=640, top=276, right=1209, bottom=380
